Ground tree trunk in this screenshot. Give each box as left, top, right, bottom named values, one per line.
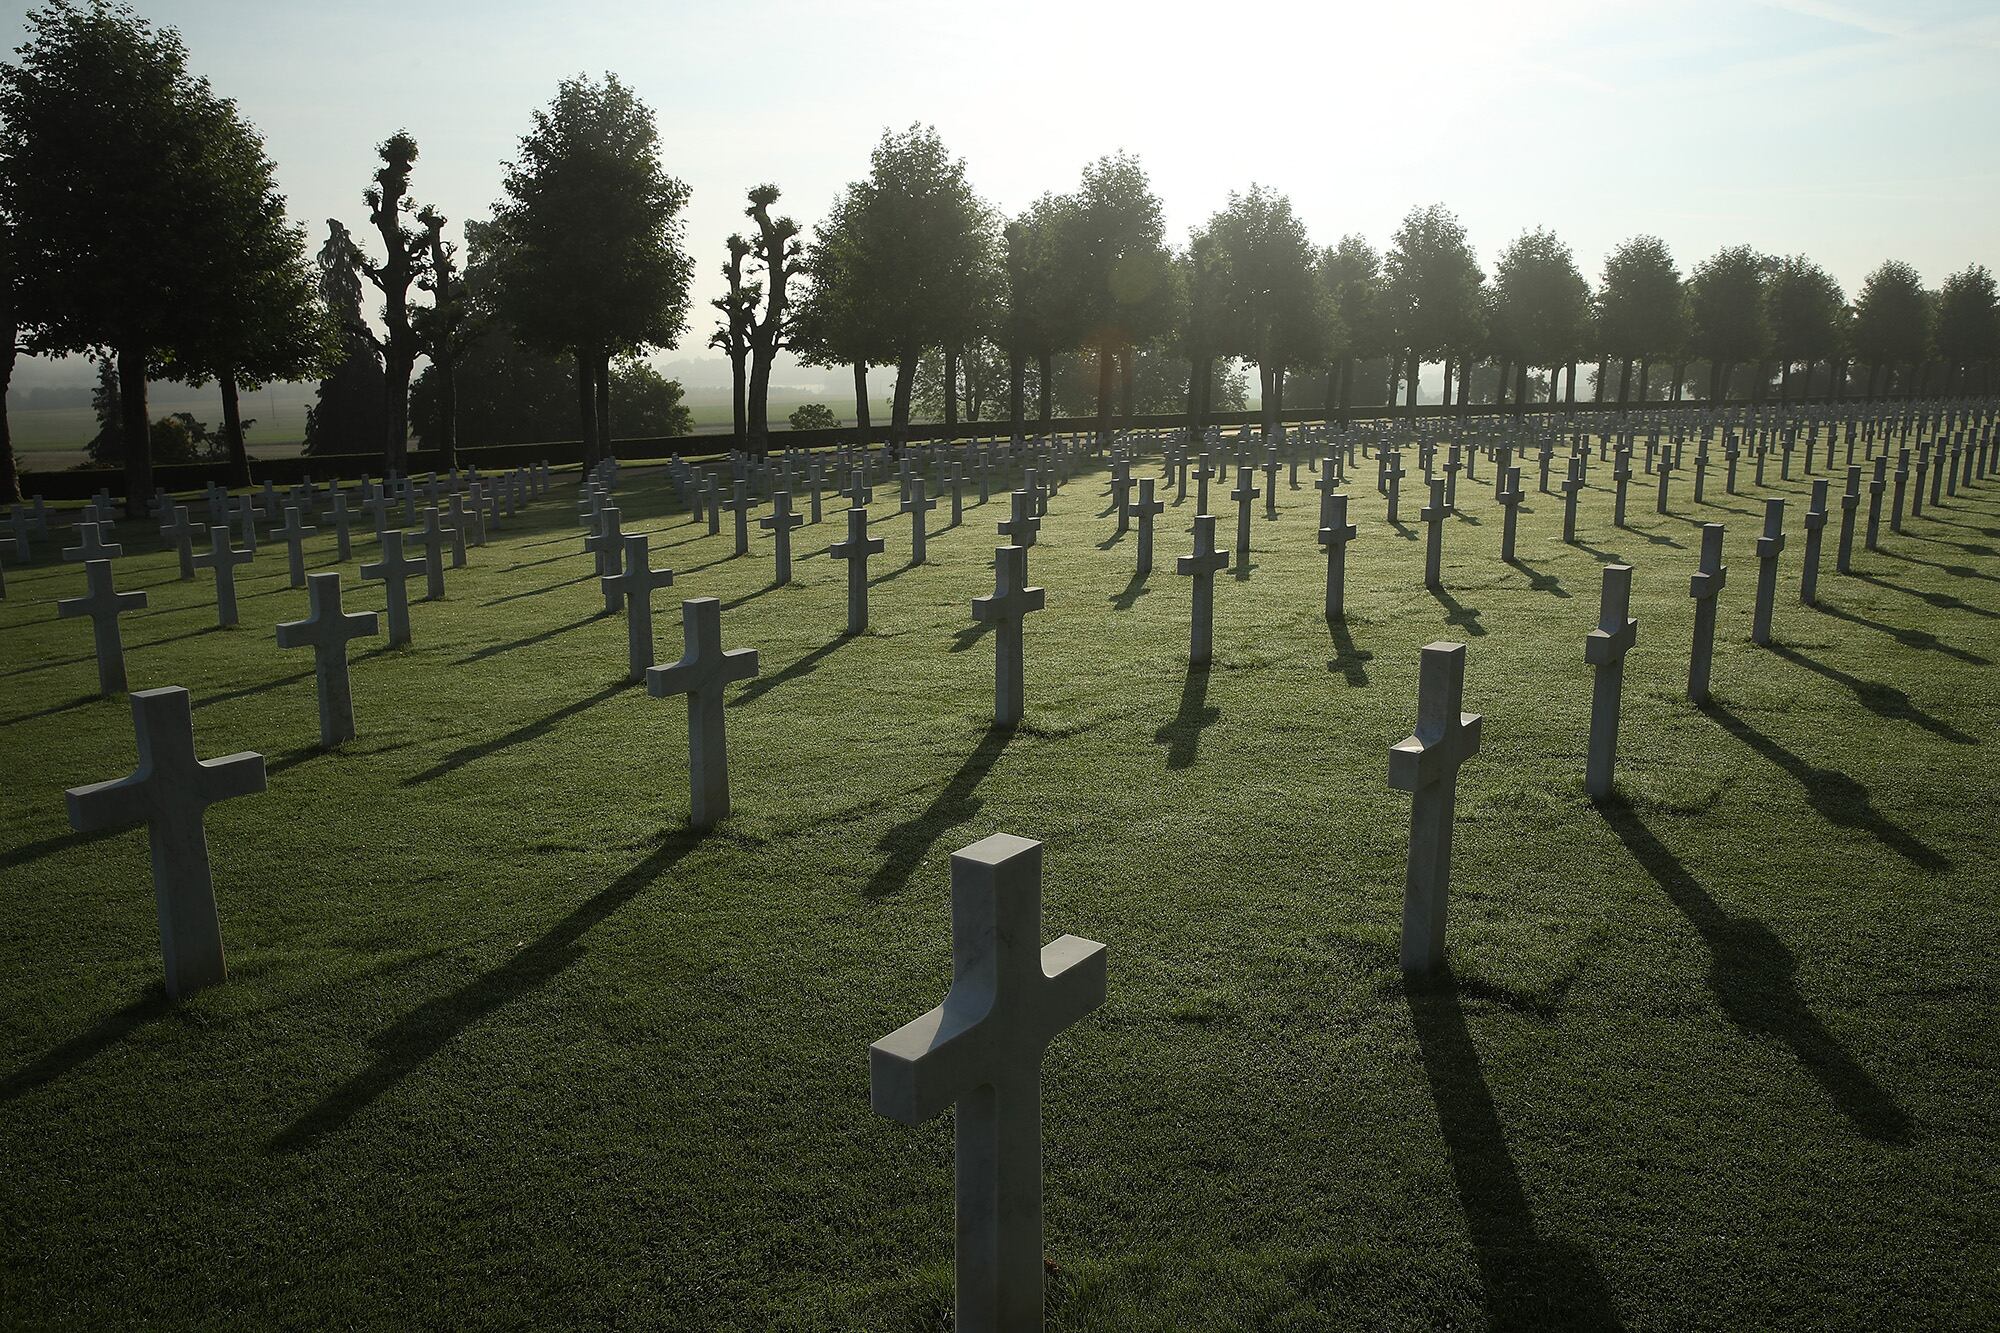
left=891, top=352, right=917, bottom=449
left=595, top=352, right=612, bottom=460
left=729, top=349, right=747, bottom=444
left=575, top=350, right=598, bottom=470
left=944, top=347, right=960, bottom=428
left=1566, top=362, right=1578, bottom=406
left=435, top=343, right=458, bottom=470
left=1094, top=341, right=1116, bottom=445
left=1637, top=358, right=1651, bottom=402
left=1617, top=357, right=1632, bottom=406
left=1037, top=352, right=1053, bottom=430
left=1456, top=356, right=1471, bottom=411
left=383, top=345, right=412, bottom=474
left=1337, top=355, right=1353, bottom=425
left=220, top=368, right=251, bottom=489
left=0, top=308, right=17, bottom=504
left=1119, top=348, right=1136, bottom=426
left=746, top=342, right=772, bottom=449
left=1439, top=356, right=1455, bottom=412
left=1007, top=351, right=1025, bottom=445
left=1494, top=358, right=1510, bottom=409
left=1384, top=359, right=1400, bottom=407
left=1670, top=361, right=1686, bottom=402
left=117, top=345, right=151, bottom=516
left=1403, top=349, right=1419, bottom=412
left=1594, top=357, right=1607, bottom=404
left=852, top=363, right=871, bottom=437
left=1323, top=363, right=1338, bottom=422
left=1260, top=362, right=1281, bottom=442
left=1187, top=354, right=1207, bottom=441
left=1514, top=361, right=1528, bottom=407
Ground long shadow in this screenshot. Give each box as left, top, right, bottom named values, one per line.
left=1232, top=558, right=1258, bottom=584
left=1387, top=518, right=1416, bottom=541
left=1095, top=530, right=1126, bottom=551
left=1699, top=701, right=1949, bottom=870
left=1767, top=644, right=1976, bottom=744
left=499, top=550, right=578, bottom=573
left=189, top=670, right=314, bottom=712
left=460, top=612, right=602, bottom=663
left=722, top=583, right=782, bottom=612
left=731, top=634, right=849, bottom=707
left=1601, top=800, right=1913, bottom=1145
left=1406, top=975, right=1627, bottom=1329
left=1429, top=587, right=1487, bottom=637
left=868, top=561, right=916, bottom=588
left=1849, top=573, right=1998, bottom=619
left=1109, top=572, right=1151, bottom=612
left=1154, top=664, right=1219, bottom=769
left=1507, top=556, right=1570, bottom=599
left=1811, top=601, right=1991, bottom=665
left=480, top=572, right=594, bottom=608
left=1878, top=548, right=2000, bottom=583
left=1328, top=617, right=1373, bottom=686
left=949, top=620, right=993, bottom=653
left=271, top=834, right=696, bottom=1151
left=0, top=825, right=120, bottom=873
left=1, top=988, right=175, bottom=1103
left=405, top=680, right=630, bottom=786
left=1, top=692, right=99, bottom=727
left=862, top=725, right=1013, bottom=899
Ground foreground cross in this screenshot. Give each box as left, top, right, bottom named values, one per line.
left=870, top=833, right=1107, bottom=1333
left=1131, top=478, right=1164, bottom=574
left=1800, top=479, right=1829, bottom=606
left=1584, top=564, right=1638, bottom=800
left=604, top=533, right=675, bottom=682
left=1687, top=523, right=1727, bottom=704
left=1751, top=498, right=1785, bottom=647
left=972, top=545, right=1045, bottom=726
left=1177, top=514, right=1229, bottom=667
left=360, top=530, right=424, bottom=647
left=646, top=597, right=760, bottom=830
left=276, top=572, right=380, bottom=746
left=829, top=507, right=885, bottom=635
left=1388, top=642, right=1482, bottom=975
left=761, top=490, right=805, bottom=585
left=1318, top=494, right=1357, bottom=621
left=65, top=687, right=266, bottom=999
left=191, top=525, right=254, bottom=628
left=58, top=559, right=148, bottom=694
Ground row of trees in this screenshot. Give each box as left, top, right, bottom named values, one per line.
left=3, top=2, right=1997, bottom=511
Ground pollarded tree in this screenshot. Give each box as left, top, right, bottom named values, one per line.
left=1065, top=153, right=1177, bottom=443
left=304, top=220, right=388, bottom=456
left=1687, top=245, right=1770, bottom=402
left=1492, top=228, right=1590, bottom=405
left=1849, top=260, right=1929, bottom=398
left=485, top=74, right=694, bottom=468
left=742, top=185, right=802, bottom=449
left=1203, top=185, right=1333, bottom=442
left=709, top=235, right=755, bottom=440
left=1320, top=235, right=1390, bottom=421
left=1934, top=265, right=1998, bottom=395
left=353, top=131, right=431, bottom=472
left=0, top=0, right=301, bottom=512
left=410, top=206, right=478, bottom=469
left=1595, top=235, right=1683, bottom=405
left=1765, top=255, right=1846, bottom=402
left=1385, top=204, right=1485, bottom=411
left=820, top=124, right=996, bottom=446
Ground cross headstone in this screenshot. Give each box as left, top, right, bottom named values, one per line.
left=1420, top=478, right=1449, bottom=590
left=1177, top=513, right=1230, bottom=667
left=62, top=515, right=123, bottom=563
left=1800, top=479, right=1829, bottom=606
left=1318, top=493, right=1357, bottom=621
left=1864, top=456, right=1887, bottom=552
left=1498, top=468, right=1524, bottom=563
left=276, top=572, right=380, bottom=746
left=276, top=506, right=317, bottom=589
left=1835, top=464, right=1861, bottom=575
left=58, top=558, right=147, bottom=694
left=191, top=525, right=253, bottom=627
left=903, top=479, right=937, bottom=566
left=360, top=530, right=424, bottom=646
left=1687, top=523, right=1727, bottom=704
left=997, top=490, right=1040, bottom=549
left=646, top=597, right=760, bottom=830
left=1230, top=466, right=1259, bottom=558
left=971, top=545, right=1045, bottom=726
left=604, top=533, right=675, bottom=682
left=156, top=505, right=197, bottom=580
left=586, top=505, right=628, bottom=611
left=869, top=832, right=1106, bottom=1333
left=1751, top=498, right=1786, bottom=647
left=1385, top=450, right=1406, bottom=524
left=1561, top=458, right=1583, bottom=544
left=1584, top=564, right=1637, bottom=800
left=760, top=490, right=804, bottom=585
left=418, top=506, right=451, bottom=601
left=1388, top=642, right=1482, bottom=974
left=64, top=687, right=266, bottom=999
left=1131, top=478, right=1165, bottom=575
left=830, top=506, right=886, bottom=635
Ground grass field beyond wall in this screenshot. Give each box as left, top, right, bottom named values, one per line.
left=1, top=436, right=1996, bottom=1330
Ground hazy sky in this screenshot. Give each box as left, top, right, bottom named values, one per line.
left=7, top=0, right=1998, bottom=385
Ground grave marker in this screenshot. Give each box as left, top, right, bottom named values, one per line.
left=58, top=559, right=147, bottom=694
left=646, top=597, right=760, bottom=830
left=1584, top=564, right=1638, bottom=800
left=972, top=545, right=1045, bottom=725
left=275, top=573, right=380, bottom=746
left=1389, top=642, right=1482, bottom=975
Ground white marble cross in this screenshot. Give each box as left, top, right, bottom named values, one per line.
left=191, top=525, right=254, bottom=627
left=58, top=558, right=148, bottom=694
left=646, top=597, right=759, bottom=830
left=1318, top=492, right=1357, bottom=621
left=64, top=687, right=266, bottom=999
left=1177, top=513, right=1229, bottom=667
left=360, top=530, right=424, bottom=646
left=1388, top=641, right=1482, bottom=974
left=903, top=479, right=937, bottom=565
left=760, top=491, right=804, bottom=585
left=1583, top=564, right=1637, bottom=800
left=276, top=505, right=317, bottom=589
left=870, top=833, right=1106, bottom=1333
left=158, top=505, right=197, bottom=580
left=829, top=507, right=885, bottom=635
left=586, top=504, right=626, bottom=606
left=1687, top=523, right=1727, bottom=703
left=276, top=572, right=379, bottom=746
left=972, top=546, right=1045, bottom=726
left=1131, top=478, right=1165, bottom=574
left=417, top=506, right=451, bottom=601
left=62, top=514, right=123, bottom=563
left=604, top=532, right=675, bottom=681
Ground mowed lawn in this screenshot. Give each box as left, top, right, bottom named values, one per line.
left=1, top=434, right=1996, bottom=1330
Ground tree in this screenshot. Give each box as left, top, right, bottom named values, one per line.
left=792, top=188, right=894, bottom=437
left=485, top=74, right=693, bottom=467
left=788, top=402, right=839, bottom=431
left=0, top=1, right=301, bottom=513
left=608, top=358, right=693, bottom=438
left=816, top=125, right=996, bottom=447
left=742, top=185, right=802, bottom=449
left=1687, top=245, right=1770, bottom=402
left=411, top=206, right=474, bottom=468
left=998, top=193, right=1084, bottom=439
left=0, top=212, right=21, bottom=502
left=1595, top=236, right=1683, bottom=406
left=1385, top=204, right=1485, bottom=411
left=1491, top=228, right=1590, bottom=405
left=1764, top=256, right=1845, bottom=402
left=1849, top=261, right=1929, bottom=398
left=1066, top=153, right=1176, bottom=443
left=1320, top=235, right=1390, bottom=422
left=709, top=235, right=754, bottom=440
left=304, top=220, right=388, bottom=456
left=353, top=131, right=430, bottom=472
left=1202, top=185, right=1332, bottom=441
left=1934, top=265, right=1998, bottom=394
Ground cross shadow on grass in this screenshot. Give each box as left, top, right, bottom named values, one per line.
left=1110, top=572, right=1151, bottom=611
left=1854, top=571, right=2000, bottom=617
left=270, top=833, right=697, bottom=1152
left=950, top=621, right=993, bottom=653
left=1154, top=664, right=1219, bottom=769
left=1810, top=602, right=1991, bottom=665
left=732, top=635, right=850, bottom=708
left=191, top=670, right=314, bottom=710
left=1507, top=556, right=1570, bottom=599
left=2, top=987, right=175, bottom=1104
left=1405, top=973, right=1626, bottom=1329
left=1698, top=701, right=1949, bottom=871
left=1429, top=587, right=1487, bottom=637
left=1327, top=616, right=1373, bottom=686
left=459, top=612, right=602, bottom=663
left=1601, top=798, right=1913, bottom=1145
left=1767, top=644, right=1976, bottom=744
left=1, top=692, right=100, bottom=726
left=405, top=680, right=631, bottom=786
left=862, top=724, right=1014, bottom=899
left=481, top=572, right=594, bottom=608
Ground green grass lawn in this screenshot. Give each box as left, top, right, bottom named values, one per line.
left=1, top=436, right=1996, bottom=1329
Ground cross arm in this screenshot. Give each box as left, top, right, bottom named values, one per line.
left=1035, top=935, right=1108, bottom=1042
left=66, top=773, right=150, bottom=832
left=871, top=990, right=993, bottom=1126
left=197, top=752, right=268, bottom=805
